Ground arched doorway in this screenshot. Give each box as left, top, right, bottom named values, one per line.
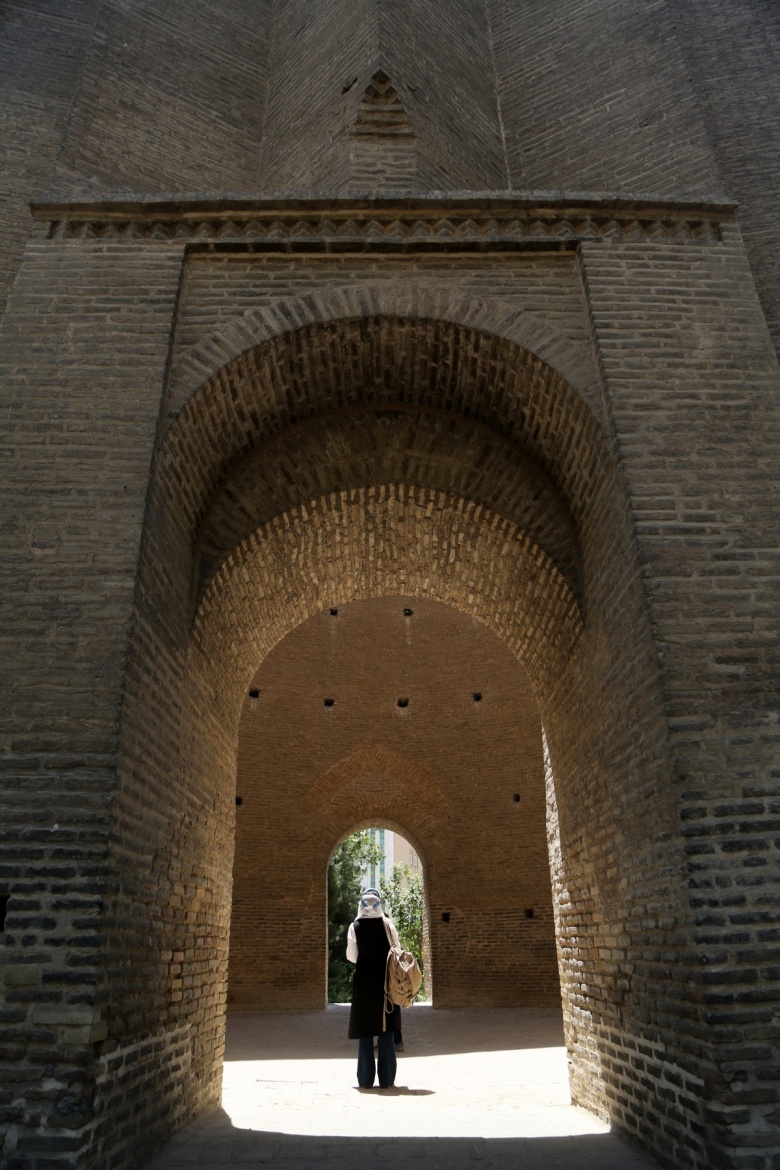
left=325, top=821, right=429, bottom=1005
left=99, top=304, right=689, bottom=1166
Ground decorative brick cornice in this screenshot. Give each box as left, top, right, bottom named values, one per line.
left=31, top=192, right=734, bottom=249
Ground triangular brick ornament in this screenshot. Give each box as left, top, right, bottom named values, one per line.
left=352, top=70, right=413, bottom=138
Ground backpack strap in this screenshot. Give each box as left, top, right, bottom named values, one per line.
left=381, top=916, right=395, bottom=1031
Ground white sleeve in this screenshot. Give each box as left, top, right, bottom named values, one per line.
left=387, top=919, right=400, bottom=948
left=346, top=921, right=358, bottom=964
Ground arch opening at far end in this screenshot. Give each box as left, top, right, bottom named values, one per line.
left=327, top=822, right=429, bottom=1006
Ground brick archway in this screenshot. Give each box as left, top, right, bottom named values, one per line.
left=199, top=488, right=579, bottom=1011
left=325, top=809, right=433, bottom=1006
left=153, top=302, right=609, bottom=624
left=301, top=745, right=439, bottom=1010
left=194, top=485, right=582, bottom=710
left=167, top=282, right=597, bottom=413
left=229, top=737, right=441, bottom=1011
left=97, top=305, right=689, bottom=1168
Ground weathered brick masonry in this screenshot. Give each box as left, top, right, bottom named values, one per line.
left=1, top=5, right=779, bottom=1170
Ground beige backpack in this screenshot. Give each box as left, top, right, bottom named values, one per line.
left=383, top=918, right=423, bottom=1016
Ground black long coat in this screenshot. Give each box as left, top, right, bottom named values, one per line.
left=347, top=917, right=402, bottom=1039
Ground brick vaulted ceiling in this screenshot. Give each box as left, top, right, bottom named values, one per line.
left=154, top=316, right=604, bottom=620
left=193, top=406, right=579, bottom=604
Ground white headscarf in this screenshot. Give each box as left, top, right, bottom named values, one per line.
left=356, top=888, right=385, bottom=919
left=347, top=888, right=400, bottom=961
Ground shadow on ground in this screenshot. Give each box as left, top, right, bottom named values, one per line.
left=144, top=1107, right=665, bottom=1169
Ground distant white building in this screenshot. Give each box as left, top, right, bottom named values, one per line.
left=363, top=829, right=422, bottom=890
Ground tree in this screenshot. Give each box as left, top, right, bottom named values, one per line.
left=380, top=863, right=426, bottom=999
left=327, top=831, right=383, bottom=1002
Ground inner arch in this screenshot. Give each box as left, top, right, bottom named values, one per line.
left=194, top=405, right=581, bottom=605
left=193, top=484, right=584, bottom=715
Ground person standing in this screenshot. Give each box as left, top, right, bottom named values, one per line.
left=346, top=888, right=402, bottom=1088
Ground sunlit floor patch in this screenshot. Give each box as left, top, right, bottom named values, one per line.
left=144, top=1007, right=666, bottom=1168
left=222, top=1005, right=609, bottom=1140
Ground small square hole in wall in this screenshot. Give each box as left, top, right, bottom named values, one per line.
left=397, top=697, right=409, bottom=709
left=235, top=796, right=243, bottom=807
left=329, top=608, right=338, bottom=617
left=513, top=793, right=521, bottom=804
left=441, top=912, right=450, bottom=923
left=323, top=698, right=335, bottom=708
left=473, top=692, right=482, bottom=703
left=525, top=908, right=534, bottom=919
left=403, top=608, right=413, bottom=617
left=248, top=688, right=260, bottom=700
left=0, top=895, right=9, bottom=933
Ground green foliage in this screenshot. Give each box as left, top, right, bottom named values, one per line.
left=327, top=831, right=383, bottom=1002
left=380, top=863, right=426, bottom=1000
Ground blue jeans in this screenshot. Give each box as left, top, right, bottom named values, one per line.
left=357, top=1031, right=396, bottom=1088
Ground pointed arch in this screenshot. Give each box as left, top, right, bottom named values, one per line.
left=167, top=282, right=598, bottom=415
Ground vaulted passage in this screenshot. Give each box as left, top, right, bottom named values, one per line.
left=90, top=309, right=691, bottom=1169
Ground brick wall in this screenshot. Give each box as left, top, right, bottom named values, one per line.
left=0, top=0, right=100, bottom=319
left=673, top=1, right=780, bottom=351
left=53, top=0, right=273, bottom=197
left=259, top=0, right=505, bottom=192
left=580, top=229, right=780, bottom=1166
left=0, top=237, right=184, bottom=1167
left=488, top=0, right=722, bottom=198
left=0, top=0, right=273, bottom=321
